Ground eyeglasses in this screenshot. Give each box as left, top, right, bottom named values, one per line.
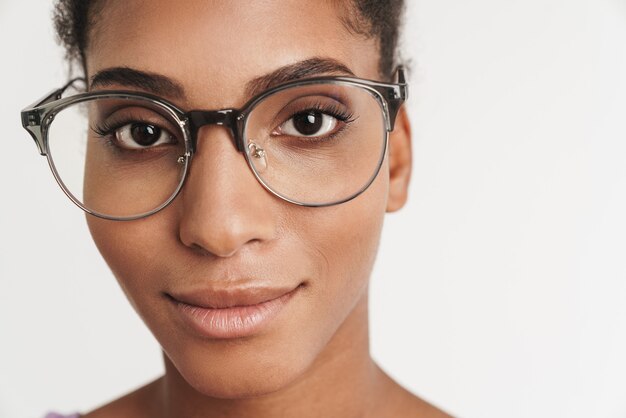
left=21, top=69, right=408, bottom=220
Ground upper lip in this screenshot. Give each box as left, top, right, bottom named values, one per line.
left=167, top=284, right=300, bottom=309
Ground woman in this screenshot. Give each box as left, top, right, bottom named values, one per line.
left=24, top=0, right=451, bottom=416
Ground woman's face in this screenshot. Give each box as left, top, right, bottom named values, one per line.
left=85, top=0, right=410, bottom=398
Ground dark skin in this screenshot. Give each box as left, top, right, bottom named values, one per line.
left=78, top=1, right=452, bottom=417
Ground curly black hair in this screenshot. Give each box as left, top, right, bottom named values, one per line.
left=53, top=1, right=405, bottom=80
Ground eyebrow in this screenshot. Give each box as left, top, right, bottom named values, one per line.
left=89, top=57, right=356, bottom=102
left=244, top=57, right=356, bottom=97
left=90, top=67, right=186, bottom=99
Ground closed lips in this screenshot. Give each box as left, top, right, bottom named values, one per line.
left=166, top=283, right=304, bottom=339
left=166, top=283, right=302, bottom=308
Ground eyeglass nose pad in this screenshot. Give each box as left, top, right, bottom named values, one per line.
left=247, top=141, right=268, bottom=172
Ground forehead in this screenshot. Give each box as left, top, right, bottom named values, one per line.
left=87, top=0, right=379, bottom=106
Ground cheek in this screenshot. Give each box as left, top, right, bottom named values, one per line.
left=296, top=162, right=390, bottom=323
left=85, top=213, right=174, bottom=320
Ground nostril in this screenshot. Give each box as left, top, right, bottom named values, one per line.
left=179, top=225, right=261, bottom=259
left=187, top=242, right=237, bottom=258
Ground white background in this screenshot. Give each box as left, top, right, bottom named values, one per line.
left=1, top=1, right=625, bottom=417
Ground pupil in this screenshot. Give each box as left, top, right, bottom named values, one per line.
left=131, top=123, right=161, bottom=146
left=293, top=111, right=323, bottom=136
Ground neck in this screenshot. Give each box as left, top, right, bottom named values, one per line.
left=155, top=293, right=385, bottom=418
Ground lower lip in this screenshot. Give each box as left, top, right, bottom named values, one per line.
left=169, top=287, right=299, bottom=339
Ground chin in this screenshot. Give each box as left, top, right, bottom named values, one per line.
left=163, top=335, right=322, bottom=400
left=185, top=369, right=296, bottom=399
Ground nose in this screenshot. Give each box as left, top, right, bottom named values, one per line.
left=177, top=126, right=277, bottom=257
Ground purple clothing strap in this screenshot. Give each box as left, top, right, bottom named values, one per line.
left=44, top=413, right=80, bottom=418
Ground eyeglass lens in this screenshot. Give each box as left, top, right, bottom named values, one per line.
left=47, top=97, right=187, bottom=218
left=244, top=83, right=386, bottom=205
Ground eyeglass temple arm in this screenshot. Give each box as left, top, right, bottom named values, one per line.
left=385, top=67, right=409, bottom=130
left=21, top=78, right=85, bottom=155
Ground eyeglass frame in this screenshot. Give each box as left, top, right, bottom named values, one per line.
left=21, top=68, right=409, bottom=221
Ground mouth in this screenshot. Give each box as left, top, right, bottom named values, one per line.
left=165, top=283, right=304, bottom=339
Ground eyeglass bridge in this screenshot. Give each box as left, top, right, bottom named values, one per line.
left=186, top=109, right=245, bottom=153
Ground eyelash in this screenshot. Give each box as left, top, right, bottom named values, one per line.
left=290, top=102, right=355, bottom=124
left=90, top=118, right=177, bottom=150
left=91, top=120, right=122, bottom=139
left=90, top=121, right=121, bottom=151
left=279, top=102, right=357, bottom=142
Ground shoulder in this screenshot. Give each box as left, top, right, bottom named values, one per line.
left=80, top=378, right=162, bottom=418
left=44, top=414, right=81, bottom=418
left=394, top=391, right=455, bottom=418
left=374, top=366, right=455, bottom=418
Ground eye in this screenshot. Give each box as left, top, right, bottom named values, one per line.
left=278, top=110, right=338, bottom=138
left=114, top=122, right=176, bottom=149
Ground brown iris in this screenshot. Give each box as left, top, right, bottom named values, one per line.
left=130, top=123, right=162, bottom=146
left=292, top=111, right=324, bottom=136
